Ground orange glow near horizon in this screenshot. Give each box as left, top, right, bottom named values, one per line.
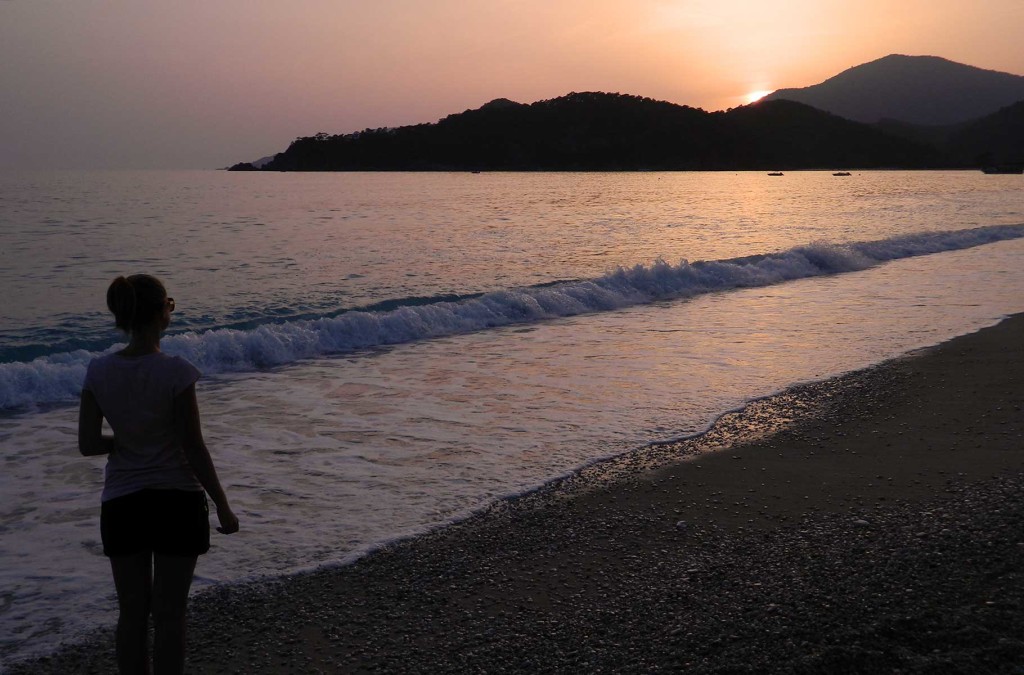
left=743, top=90, right=774, bottom=105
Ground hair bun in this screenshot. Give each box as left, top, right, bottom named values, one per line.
left=106, top=276, right=138, bottom=332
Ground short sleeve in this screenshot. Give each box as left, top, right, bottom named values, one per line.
left=169, top=356, right=202, bottom=396
left=82, top=359, right=98, bottom=393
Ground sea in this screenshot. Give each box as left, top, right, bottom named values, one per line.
left=1, top=169, right=1023, bottom=667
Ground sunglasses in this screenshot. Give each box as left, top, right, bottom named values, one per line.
left=165, top=297, right=175, bottom=312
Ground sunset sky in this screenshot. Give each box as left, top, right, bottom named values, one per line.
left=2, top=0, right=1023, bottom=170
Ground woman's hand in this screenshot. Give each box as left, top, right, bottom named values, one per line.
left=216, top=505, right=240, bottom=535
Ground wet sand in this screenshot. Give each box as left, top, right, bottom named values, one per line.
left=13, top=315, right=1024, bottom=674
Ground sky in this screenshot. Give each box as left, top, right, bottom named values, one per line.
left=2, top=0, right=1023, bottom=170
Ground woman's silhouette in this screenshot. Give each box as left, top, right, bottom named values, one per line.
left=79, top=274, right=239, bottom=674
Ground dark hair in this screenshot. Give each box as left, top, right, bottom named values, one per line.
left=106, top=274, right=167, bottom=333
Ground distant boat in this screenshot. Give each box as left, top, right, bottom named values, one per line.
left=767, top=172, right=784, bottom=176
left=981, top=166, right=1023, bottom=174
left=832, top=171, right=852, bottom=176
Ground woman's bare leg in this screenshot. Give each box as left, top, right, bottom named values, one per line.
left=151, top=554, right=197, bottom=675
left=110, top=552, right=153, bottom=675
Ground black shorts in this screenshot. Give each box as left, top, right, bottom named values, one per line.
left=101, top=489, right=210, bottom=557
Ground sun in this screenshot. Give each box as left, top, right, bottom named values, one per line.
left=743, top=89, right=774, bottom=105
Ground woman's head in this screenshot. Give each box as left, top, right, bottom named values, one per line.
left=106, top=274, right=171, bottom=333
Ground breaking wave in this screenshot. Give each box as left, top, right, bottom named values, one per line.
left=3, top=223, right=1023, bottom=410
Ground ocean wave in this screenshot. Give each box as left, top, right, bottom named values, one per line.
left=3, top=224, right=1023, bottom=410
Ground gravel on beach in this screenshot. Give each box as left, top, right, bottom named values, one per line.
left=10, top=315, right=1024, bottom=674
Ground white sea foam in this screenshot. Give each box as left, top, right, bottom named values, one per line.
left=2, top=224, right=1023, bottom=410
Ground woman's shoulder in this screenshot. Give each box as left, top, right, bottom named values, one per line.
left=86, top=352, right=120, bottom=373
left=156, top=352, right=196, bottom=367
left=89, top=351, right=190, bottom=369
left=156, top=353, right=203, bottom=391
left=83, top=352, right=133, bottom=389
left=85, top=352, right=201, bottom=390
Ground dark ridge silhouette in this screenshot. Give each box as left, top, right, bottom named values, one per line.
left=764, top=54, right=1024, bottom=126
left=874, top=99, right=1024, bottom=168
left=239, top=92, right=940, bottom=172
left=945, top=100, right=1024, bottom=167
left=225, top=155, right=277, bottom=171
left=475, top=98, right=526, bottom=112
left=723, top=99, right=940, bottom=169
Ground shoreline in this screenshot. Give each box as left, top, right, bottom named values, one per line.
left=11, top=314, right=1024, bottom=673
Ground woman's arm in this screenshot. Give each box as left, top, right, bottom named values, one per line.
left=174, top=384, right=239, bottom=534
left=78, top=390, right=114, bottom=456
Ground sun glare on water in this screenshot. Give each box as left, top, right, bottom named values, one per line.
left=744, top=89, right=773, bottom=104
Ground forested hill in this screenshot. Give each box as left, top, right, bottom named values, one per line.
left=230, top=92, right=941, bottom=172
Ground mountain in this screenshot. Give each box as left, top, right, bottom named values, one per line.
left=943, top=100, right=1024, bottom=166
left=933, top=100, right=1024, bottom=167
left=763, top=54, right=1024, bottom=126
left=723, top=99, right=940, bottom=169
left=227, top=154, right=275, bottom=171
left=237, top=92, right=939, bottom=172
left=873, top=99, right=1024, bottom=167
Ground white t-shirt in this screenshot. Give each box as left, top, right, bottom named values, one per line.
left=83, top=352, right=203, bottom=502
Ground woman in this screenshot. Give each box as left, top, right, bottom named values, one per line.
left=79, top=274, right=239, bottom=674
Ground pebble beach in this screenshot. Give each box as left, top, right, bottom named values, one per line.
left=11, top=314, right=1024, bottom=674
